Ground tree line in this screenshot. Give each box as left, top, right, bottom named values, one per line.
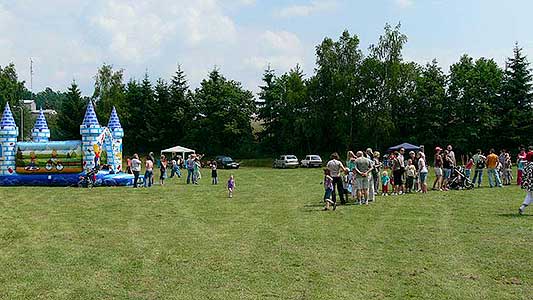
left=0, top=24, right=532, bottom=158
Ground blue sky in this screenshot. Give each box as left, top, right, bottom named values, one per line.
left=0, top=0, right=531, bottom=95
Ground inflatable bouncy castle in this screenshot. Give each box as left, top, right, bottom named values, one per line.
left=0, top=102, right=137, bottom=186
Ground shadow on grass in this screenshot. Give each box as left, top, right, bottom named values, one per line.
left=496, top=213, right=533, bottom=218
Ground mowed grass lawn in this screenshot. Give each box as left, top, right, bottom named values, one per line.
left=0, top=167, right=532, bottom=300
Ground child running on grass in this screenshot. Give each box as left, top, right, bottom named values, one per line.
left=381, top=170, right=390, bottom=196
left=323, top=169, right=336, bottom=211
left=227, top=175, right=235, bottom=198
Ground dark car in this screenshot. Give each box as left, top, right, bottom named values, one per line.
left=215, top=156, right=240, bottom=169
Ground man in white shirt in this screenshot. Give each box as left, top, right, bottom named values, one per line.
left=326, top=152, right=347, bottom=206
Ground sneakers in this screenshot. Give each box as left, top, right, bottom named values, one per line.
left=519, top=206, right=525, bottom=215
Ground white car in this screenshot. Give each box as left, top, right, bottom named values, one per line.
left=273, top=155, right=299, bottom=169
left=300, top=155, right=323, bottom=168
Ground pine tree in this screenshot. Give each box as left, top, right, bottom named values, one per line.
left=56, top=81, right=86, bottom=139
left=168, top=65, right=192, bottom=145
left=500, top=43, right=533, bottom=148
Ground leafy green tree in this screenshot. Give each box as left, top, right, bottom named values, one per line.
left=411, top=60, right=447, bottom=148
left=192, top=68, right=256, bottom=156
left=56, top=81, right=87, bottom=139
left=34, top=87, right=66, bottom=110
left=0, top=63, right=32, bottom=138
left=447, top=55, right=503, bottom=151
left=93, top=64, right=125, bottom=121
left=309, top=30, right=363, bottom=152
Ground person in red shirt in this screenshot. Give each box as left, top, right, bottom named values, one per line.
left=525, top=146, right=533, bottom=162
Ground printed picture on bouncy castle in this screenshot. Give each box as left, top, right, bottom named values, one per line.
left=15, top=141, right=83, bottom=174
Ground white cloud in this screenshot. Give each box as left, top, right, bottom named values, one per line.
left=394, top=0, right=414, bottom=8
left=277, top=0, right=337, bottom=18
left=243, top=30, right=306, bottom=73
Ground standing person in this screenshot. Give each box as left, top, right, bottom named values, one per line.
left=447, top=145, right=456, bottom=166
left=517, top=147, right=527, bottom=186
left=392, top=149, right=405, bottom=195
left=503, top=153, right=513, bottom=186
left=193, top=156, right=202, bottom=184
left=381, top=171, right=390, bottom=196
left=211, top=160, right=218, bottom=185
left=486, top=149, right=503, bottom=188
left=346, top=151, right=357, bottom=171
left=465, top=155, right=474, bottom=180
left=323, top=169, right=336, bottom=210
left=227, top=175, right=235, bottom=198
left=405, top=159, right=417, bottom=193
left=159, top=155, right=167, bottom=186
left=326, top=153, right=347, bottom=205
left=131, top=154, right=142, bottom=188
left=126, top=156, right=132, bottom=174
left=442, top=150, right=453, bottom=191
left=417, top=152, right=428, bottom=193
left=365, top=148, right=376, bottom=202
left=408, top=151, right=419, bottom=192
left=186, top=154, right=195, bottom=184
left=432, top=147, right=444, bottom=191
left=519, top=147, right=533, bottom=214
left=354, top=151, right=373, bottom=205
left=144, top=156, right=154, bottom=187
left=472, top=149, right=486, bottom=187
left=323, top=169, right=336, bottom=211
left=372, top=151, right=382, bottom=196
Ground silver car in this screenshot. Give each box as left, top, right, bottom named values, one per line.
left=300, top=155, right=323, bottom=168
left=273, top=155, right=299, bottom=168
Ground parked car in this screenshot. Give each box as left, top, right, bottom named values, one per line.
left=215, top=156, right=240, bottom=169
left=273, top=155, right=299, bottom=169
left=300, top=155, right=323, bottom=168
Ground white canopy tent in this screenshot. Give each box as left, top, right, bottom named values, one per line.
left=160, top=145, right=196, bottom=159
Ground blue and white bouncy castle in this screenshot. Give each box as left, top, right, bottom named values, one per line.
left=0, top=102, right=136, bottom=186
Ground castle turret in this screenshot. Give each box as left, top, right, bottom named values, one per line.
left=32, top=108, right=50, bottom=142
left=106, top=106, right=124, bottom=172
left=0, top=104, right=19, bottom=176
left=80, top=101, right=102, bottom=170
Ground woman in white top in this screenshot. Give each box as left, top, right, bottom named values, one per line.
left=131, top=153, right=142, bottom=188
left=417, top=152, right=428, bottom=194
left=326, top=152, right=347, bottom=205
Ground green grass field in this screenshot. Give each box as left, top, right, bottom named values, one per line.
left=0, top=167, right=532, bottom=299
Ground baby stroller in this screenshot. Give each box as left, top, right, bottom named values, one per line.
left=447, top=166, right=474, bottom=190
left=78, top=168, right=97, bottom=188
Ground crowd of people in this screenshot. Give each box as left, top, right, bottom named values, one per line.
left=323, top=144, right=533, bottom=215
left=124, top=152, right=236, bottom=197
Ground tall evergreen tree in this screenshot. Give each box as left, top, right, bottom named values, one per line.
left=168, top=65, right=192, bottom=145
left=500, top=43, right=533, bottom=148
left=56, top=81, right=86, bottom=139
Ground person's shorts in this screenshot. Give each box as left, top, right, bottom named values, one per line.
left=393, top=170, right=403, bottom=185
left=419, top=172, right=428, bottom=184
left=434, top=167, right=443, bottom=177
left=356, top=177, right=369, bottom=190
left=443, top=168, right=451, bottom=179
